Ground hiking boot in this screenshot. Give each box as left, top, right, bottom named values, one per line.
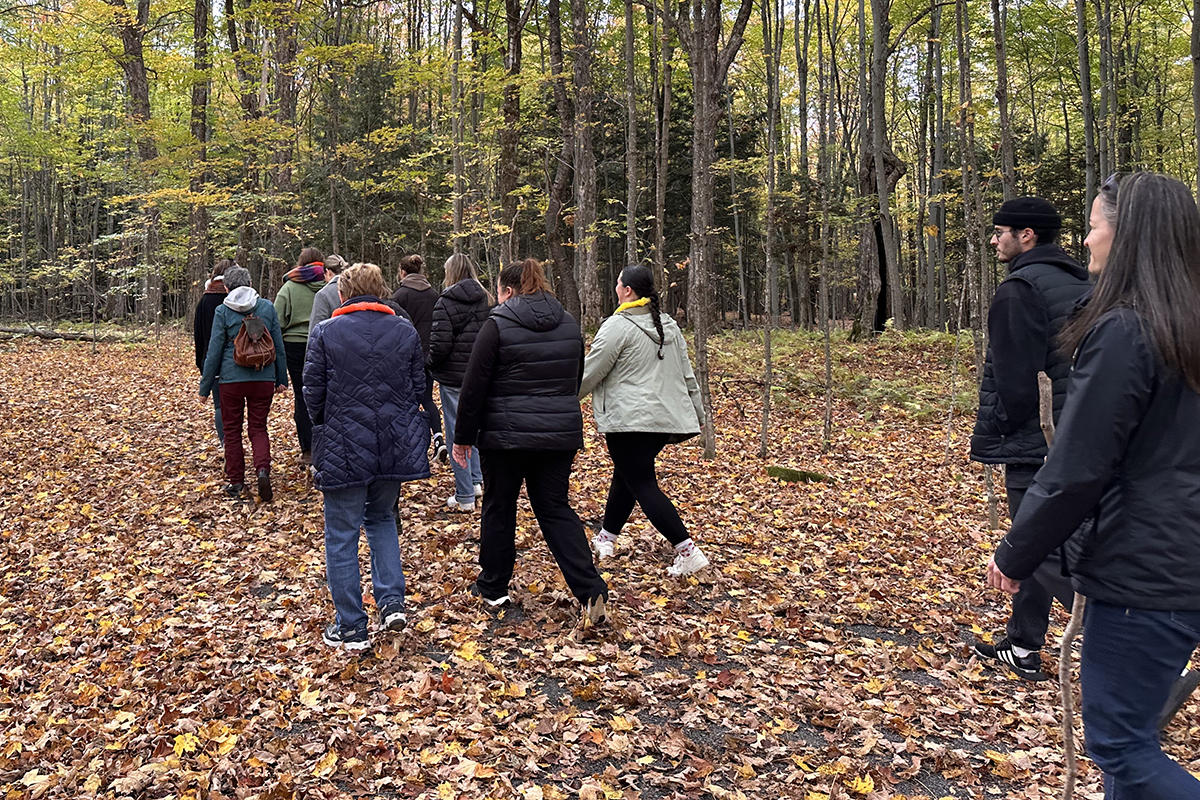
left=447, top=496, right=475, bottom=513
left=667, top=548, right=710, bottom=577
left=379, top=601, right=407, bottom=633
left=432, top=433, right=449, bottom=465
left=583, top=594, right=608, bottom=628
left=469, top=582, right=511, bottom=608
left=974, top=635, right=1050, bottom=681
left=1158, top=668, right=1200, bottom=731
left=322, top=623, right=370, bottom=652
left=222, top=482, right=245, bottom=499
left=257, top=468, right=273, bottom=502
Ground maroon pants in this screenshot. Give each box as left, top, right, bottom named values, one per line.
left=219, top=381, right=275, bottom=484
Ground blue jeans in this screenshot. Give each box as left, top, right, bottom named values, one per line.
left=212, top=377, right=224, bottom=445
left=323, top=481, right=405, bottom=633
left=1081, top=600, right=1200, bottom=800
left=439, top=384, right=482, bottom=503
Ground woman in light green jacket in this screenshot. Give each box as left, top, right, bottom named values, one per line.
left=579, top=264, right=709, bottom=577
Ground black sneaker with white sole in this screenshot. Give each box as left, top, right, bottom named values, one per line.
left=379, top=602, right=407, bottom=632
left=433, top=433, right=449, bottom=465
left=322, top=623, right=370, bottom=652
left=974, top=635, right=1050, bottom=681
left=469, top=582, right=511, bottom=608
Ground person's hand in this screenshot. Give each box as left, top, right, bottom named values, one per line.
left=198, top=388, right=207, bottom=398
left=275, top=384, right=287, bottom=395
left=986, top=556, right=1021, bottom=595
left=452, top=444, right=472, bottom=469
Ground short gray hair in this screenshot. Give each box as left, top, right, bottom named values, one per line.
left=224, top=266, right=251, bottom=290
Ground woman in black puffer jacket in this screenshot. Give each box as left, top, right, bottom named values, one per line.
left=452, top=258, right=608, bottom=627
left=987, top=172, right=1200, bottom=799
left=428, top=254, right=490, bottom=513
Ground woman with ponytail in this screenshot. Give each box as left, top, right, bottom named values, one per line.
left=452, top=258, right=609, bottom=627
left=579, top=264, right=708, bottom=577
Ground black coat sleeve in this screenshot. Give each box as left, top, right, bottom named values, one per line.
left=454, top=318, right=500, bottom=446
left=994, top=311, right=1156, bottom=580
left=987, top=278, right=1048, bottom=435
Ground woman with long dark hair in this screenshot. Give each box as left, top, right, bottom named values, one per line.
left=578, top=264, right=709, bottom=577
left=452, top=258, right=608, bottom=626
left=987, top=172, right=1200, bottom=798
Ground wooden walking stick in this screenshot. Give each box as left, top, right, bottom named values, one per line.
left=1038, top=371, right=1087, bottom=800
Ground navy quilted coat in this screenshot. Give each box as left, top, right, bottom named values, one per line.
left=302, top=296, right=431, bottom=491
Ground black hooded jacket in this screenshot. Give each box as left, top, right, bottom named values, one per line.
left=427, top=279, right=491, bottom=387
left=453, top=291, right=585, bottom=451
left=970, top=245, right=1091, bottom=465
left=995, top=308, right=1200, bottom=610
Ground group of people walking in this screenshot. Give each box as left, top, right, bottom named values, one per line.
left=971, top=173, right=1200, bottom=798
left=194, top=251, right=710, bottom=650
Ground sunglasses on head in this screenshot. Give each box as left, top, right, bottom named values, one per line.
left=1101, top=172, right=1127, bottom=197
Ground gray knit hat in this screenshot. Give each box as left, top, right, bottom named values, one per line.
left=224, top=266, right=252, bottom=290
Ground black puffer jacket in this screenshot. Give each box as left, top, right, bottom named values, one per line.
left=971, top=245, right=1091, bottom=465
left=428, top=279, right=490, bottom=387
left=995, top=308, right=1200, bottom=610
left=391, top=274, right=438, bottom=358
left=454, top=291, right=585, bottom=452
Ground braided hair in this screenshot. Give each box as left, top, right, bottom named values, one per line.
left=619, top=264, right=665, bottom=360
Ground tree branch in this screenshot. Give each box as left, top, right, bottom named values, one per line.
left=717, top=0, right=755, bottom=85
left=887, top=0, right=956, bottom=57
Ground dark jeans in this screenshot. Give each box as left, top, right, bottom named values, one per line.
left=421, top=368, right=442, bottom=436
left=602, top=432, right=690, bottom=545
left=219, top=381, right=274, bottom=484
left=1081, top=600, right=1200, bottom=799
left=1006, top=470, right=1076, bottom=650
left=476, top=449, right=607, bottom=605
left=284, top=340, right=312, bottom=453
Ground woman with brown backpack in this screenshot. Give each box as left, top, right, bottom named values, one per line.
left=199, top=265, right=289, bottom=501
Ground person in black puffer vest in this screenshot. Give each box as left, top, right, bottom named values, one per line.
left=970, top=197, right=1091, bottom=681
left=428, top=254, right=490, bottom=512
left=452, top=258, right=609, bottom=628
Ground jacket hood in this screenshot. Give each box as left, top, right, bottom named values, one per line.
left=444, top=278, right=488, bottom=305
left=224, top=286, right=260, bottom=313
left=401, top=273, right=432, bottom=291
left=1009, top=244, right=1089, bottom=281
left=300, top=280, right=326, bottom=294
left=494, top=291, right=565, bottom=332
left=618, top=307, right=671, bottom=347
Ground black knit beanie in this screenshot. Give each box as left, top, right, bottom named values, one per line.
left=992, top=197, right=1061, bottom=230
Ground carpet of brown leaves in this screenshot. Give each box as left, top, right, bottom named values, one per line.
left=1, top=329, right=1196, bottom=800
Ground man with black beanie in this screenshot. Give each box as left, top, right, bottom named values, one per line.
left=970, top=197, right=1091, bottom=681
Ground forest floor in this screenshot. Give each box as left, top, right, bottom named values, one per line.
left=1, top=327, right=1197, bottom=800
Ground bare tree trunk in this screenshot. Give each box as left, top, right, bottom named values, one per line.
left=187, top=0, right=211, bottom=329
left=623, top=0, right=639, bottom=266
left=451, top=0, right=465, bottom=249
left=545, top=0, right=581, bottom=319
left=572, top=0, right=601, bottom=325
left=499, top=0, right=524, bottom=265
left=870, top=0, right=903, bottom=330
left=653, top=22, right=674, bottom=291
left=759, top=0, right=783, bottom=458
left=817, top=0, right=833, bottom=450
left=727, top=87, right=748, bottom=329
left=992, top=0, right=1017, bottom=200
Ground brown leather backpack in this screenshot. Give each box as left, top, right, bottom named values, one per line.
left=233, top=313, right=276, bottom=369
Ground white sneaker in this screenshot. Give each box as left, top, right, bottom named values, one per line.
left=447, top=496, right=475, bottom=513
left=591, top=537, right=615, bottom=560
left=666, top=548, right=710, bottom=577
left=474, top=483, right=483, bottom=498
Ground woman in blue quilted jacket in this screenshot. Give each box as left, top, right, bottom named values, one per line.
left=303, top=262, right=431, bottom=652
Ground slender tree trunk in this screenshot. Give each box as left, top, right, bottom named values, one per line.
left=992, top=0, right=1016, bottom=199
left=572, top=0, right=601, bottom=325
left=499, top=0, right=523, bottom=265
left=817, top=0, right=833, bottom=449
left=452, top=0, right=465, bottom=248
left=727, top=86, right=748, bottom=329
left=623, top=0, right=639, bottom=266
left=870, top=0, right=903, bottom=330
left=1077, top=0, right=1099, bottom=224
left=653, top=21, right=674, bottom=291
left=187, top=0, right=211, bottom=329
left=759, top=0, right=783, bottom=457
left=545, top=0, right=581, bottom=319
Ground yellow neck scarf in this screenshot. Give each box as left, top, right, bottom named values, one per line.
left=615, top=296, right=650, bottom=314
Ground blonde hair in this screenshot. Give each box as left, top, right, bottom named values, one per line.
left=442, top=253, right=493, bottom=302
left=338, top=262, right=389, bottom=301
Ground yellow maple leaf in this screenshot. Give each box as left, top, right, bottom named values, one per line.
left=174, top=732, right=199, bottom=756
left=455, top=640, right=479, bottom=660
left=437, top=782, right=456, bottom=800
left=217, top=734, right=238, bottom=755
left=299, top=687, right=320, bottom=707
left=846, top=773, right=874, bottom=795
left=312, top=749, right=338, bottom=778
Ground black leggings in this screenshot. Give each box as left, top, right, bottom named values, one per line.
left=602, top=432, right=689, bottom=545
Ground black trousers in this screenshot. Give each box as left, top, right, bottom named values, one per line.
left=421, top=368, right=442, bottom=436
left=476, top=448, right=607, bottom=605
left=602, top=432, right=690, bottom=546
left=1005, top=469, right=1077, bottom=650
left=284, top=340, right=312, bottom=453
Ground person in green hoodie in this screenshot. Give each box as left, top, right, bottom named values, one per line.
left=579, top=264, right=709, bottom=577
left=274, top=246, right=327, bottom=464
